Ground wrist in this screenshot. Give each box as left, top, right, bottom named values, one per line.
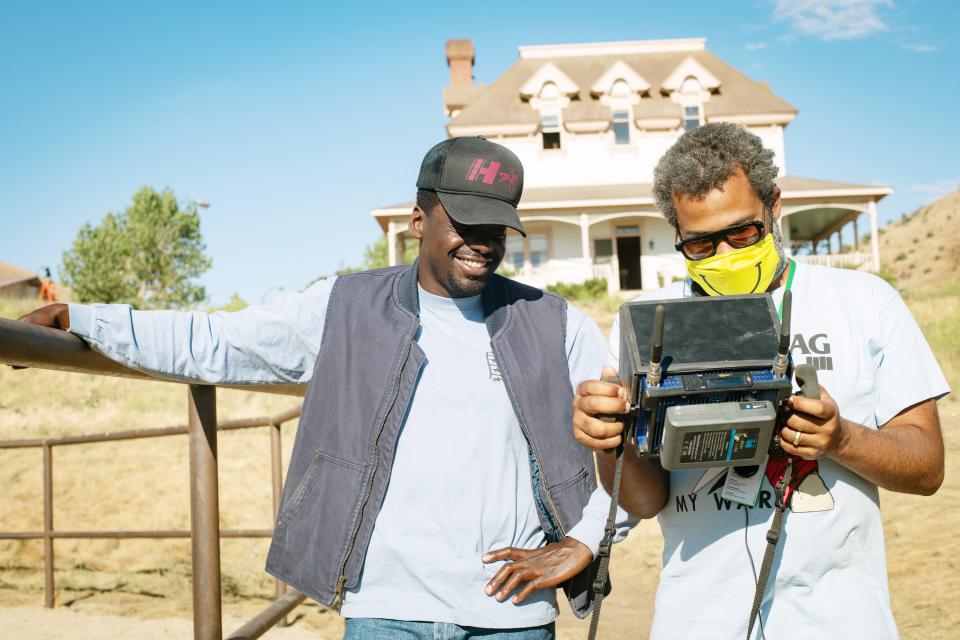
left=56, top=304, right=70, bottom=330
left=829, top=417, right=859, bottom=462
left=561, top=535, right=593, bottom=557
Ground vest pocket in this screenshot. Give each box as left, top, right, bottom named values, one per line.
left=274, top=451, right=370, bottom=596
left=546, top=466, right=593, bottom=530
left=277, top=451, right=366, bottom=525
left=277, top=454, right=322, bottom=525
left=548, top=466, right=589, bottom=493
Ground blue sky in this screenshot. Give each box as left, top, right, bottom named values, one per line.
left=1, top=1, right=957, bottom=304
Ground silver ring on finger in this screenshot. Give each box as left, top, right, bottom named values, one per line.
left=793, top=430, right=802, bottom=447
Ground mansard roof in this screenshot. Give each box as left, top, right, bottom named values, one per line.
left=447, top=41, right=796, bottom=133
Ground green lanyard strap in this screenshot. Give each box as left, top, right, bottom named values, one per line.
left=776, top=260, right=796, bottom=321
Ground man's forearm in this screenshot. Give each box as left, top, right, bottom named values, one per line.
left=66, top=302, right=316, bottom=385
left=831, top=414, right=944, bottom=495
left=596, top=447, right=668, bottom=518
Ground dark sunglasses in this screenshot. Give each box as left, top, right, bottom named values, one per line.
left=674, top=220, right=766, bottom=260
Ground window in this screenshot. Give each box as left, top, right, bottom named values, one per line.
left=529, top=233, right=549, bottom=267
left=594, top=238, right=613, bottom=263
left=541, top=114, right=561, bottom=149
left=609, top=80, right=633, bottom=145
left=613, top=110, right=631, bottom=144
left=679, top=76, right=704, bottom=131
left=538, top=82, right=562, bottom=150
left=506, top=235, right=525, bottom=270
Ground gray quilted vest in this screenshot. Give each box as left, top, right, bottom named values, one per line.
left=265, top=262, right=602, bottom=618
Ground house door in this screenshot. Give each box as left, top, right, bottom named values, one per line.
left=617, top=236, right=642, bottom=290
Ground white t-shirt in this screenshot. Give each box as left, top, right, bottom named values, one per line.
left=341, top=285, right=610, bottom=627
left=69, top=278, right=622, bottom=628
left=608, top=262, right=949, bottom=640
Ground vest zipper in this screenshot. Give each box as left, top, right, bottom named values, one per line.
left=332, top=322, right=419, bottom=611
left=330, top=574, right=346, bottom=611
left=489, top=343, right=566, bottom=538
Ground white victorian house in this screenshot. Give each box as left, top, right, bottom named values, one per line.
left=371, top=38, right=890, bottom=294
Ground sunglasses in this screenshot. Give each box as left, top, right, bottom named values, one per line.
left=674, top=220, right=766, bottom=260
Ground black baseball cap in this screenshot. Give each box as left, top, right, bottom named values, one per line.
left=416, top=136, right=526, bottom=236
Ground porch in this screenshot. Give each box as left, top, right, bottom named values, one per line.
left=779, top=177, right=890, bottom=273
left=370, top=177, right=891, bottom=294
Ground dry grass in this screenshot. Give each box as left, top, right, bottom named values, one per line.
left=879, top=189, right=960, bottom=292
left=0, top=297, right=342, bottom=632
left=880, top=284, right=960, bottom=639
left=1, top=267, right=957, bottom=638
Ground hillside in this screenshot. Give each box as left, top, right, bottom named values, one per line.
left=879, top=188, right=960, bottom=291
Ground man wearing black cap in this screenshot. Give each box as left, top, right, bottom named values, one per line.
left=20, top=137, right=623, bottom=639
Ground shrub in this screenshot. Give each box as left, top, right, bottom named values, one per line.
left=876, top=265, right=898, bottom=288
left=546, top=278, right=608, bottom=302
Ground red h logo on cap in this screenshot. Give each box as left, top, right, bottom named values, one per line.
left=466, top=158, right=501, bottom=185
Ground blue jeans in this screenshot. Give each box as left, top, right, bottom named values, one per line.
left=343, top=618, right=555, bottom=640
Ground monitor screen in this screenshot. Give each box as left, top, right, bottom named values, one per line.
left=623, top=294, right=780, bottom=373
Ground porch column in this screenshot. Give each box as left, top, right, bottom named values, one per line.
left=579, top=213, right=591, bottom=278
left=780, top=217, right=793, bottom=257
left=387, top=220, right=398, bottom=266
left=853, top=217, right=860, bottom=252
left=609, top=222, right=621, bottom=295
left=868, top=201, right=880, bottom=271
left=608, top=254, right=620, bottom=296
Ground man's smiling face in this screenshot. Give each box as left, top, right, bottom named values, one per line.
left=410, top=198, right=507, bottom=298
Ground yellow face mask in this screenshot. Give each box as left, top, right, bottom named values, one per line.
left=685, top=234, right=781, bottom=296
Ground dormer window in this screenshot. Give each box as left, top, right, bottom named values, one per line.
left=609, top=80, right=633, bottom=144
left=538, top=82, right=563, bottom=150
left=520, top=63, right=578, bottom=150
left=593, top=65, right=648, bottom=146
left=663, top=58, right=718, bottom=132
left=541, top=115, right=561, bottom=149
left=613, top=110, right=631, bottom=144
left=678, top=76, right=705, bottom=131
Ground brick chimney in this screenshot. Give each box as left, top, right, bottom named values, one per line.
left=446, top=39, right=474, bottom=87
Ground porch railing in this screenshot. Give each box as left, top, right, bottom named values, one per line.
left=0, top=317, right=309, bottom=640
left=793, top=251, right=874, bottom=270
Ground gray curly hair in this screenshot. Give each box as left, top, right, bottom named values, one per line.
left=653, top=123, right=779, bottom=228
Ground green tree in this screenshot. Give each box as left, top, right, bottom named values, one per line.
left=61, top=187, right=212, bottom=308
left=361, top=235, right=419, bottom=269
left=207, top=293, right=248, bottom=313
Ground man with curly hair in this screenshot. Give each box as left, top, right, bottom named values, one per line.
left=573, top=123, right=948, bottom=639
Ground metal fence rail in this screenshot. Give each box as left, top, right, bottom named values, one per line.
left=0, top=317, right=310, bottom=639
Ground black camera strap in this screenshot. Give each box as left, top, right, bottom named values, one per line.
left=587, top=442, right=624, bottom=640
left=746, top=365, right=819, bottom=638
left=746, top=458, right=793, bottom=640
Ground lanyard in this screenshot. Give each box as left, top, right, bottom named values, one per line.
left=776, top=260, right=797, bottom=321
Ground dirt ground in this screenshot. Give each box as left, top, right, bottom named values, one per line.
left=0, top=516, right=661, bottom=640
left=0, top=520, right=661, bottom=640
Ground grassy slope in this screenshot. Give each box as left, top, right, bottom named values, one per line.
left=871, top=191, right=960, bottom=637
left=1, top=194, right=958, bottom=639
left=879, top=189, right=960, bottom=292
